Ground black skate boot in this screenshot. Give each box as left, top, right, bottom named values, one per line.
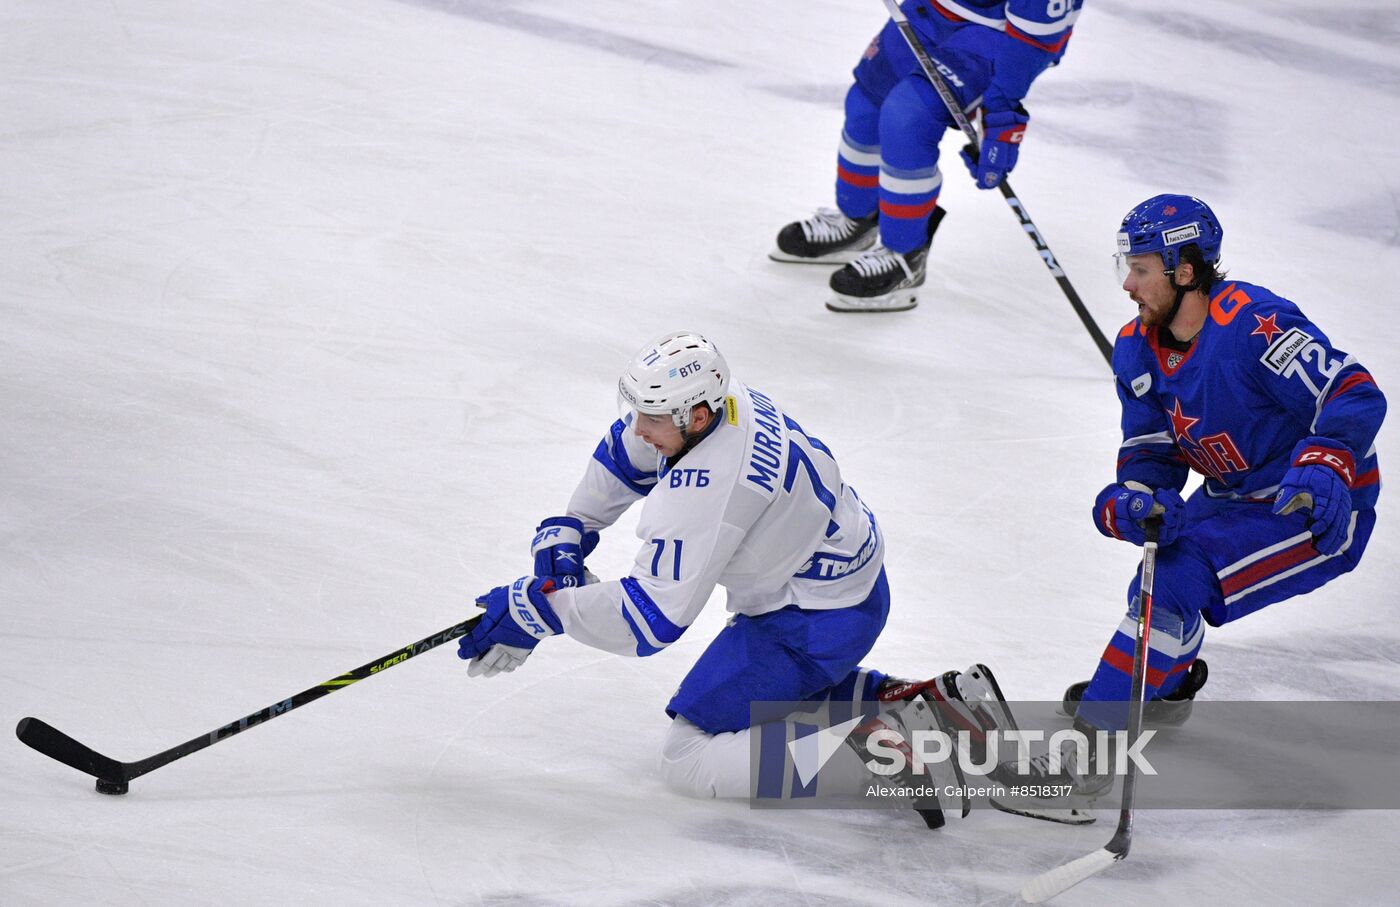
left=1061, top=659, right=1209, bottom=728
left=826, top=207, right=946, bottom=313
left=770, top=208, right=879, bottom=264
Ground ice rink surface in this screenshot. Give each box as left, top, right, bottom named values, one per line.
left=3, top=1, right=1399, bottom=903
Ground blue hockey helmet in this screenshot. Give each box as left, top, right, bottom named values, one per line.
left=1116, top=194, right=1223, bottom=274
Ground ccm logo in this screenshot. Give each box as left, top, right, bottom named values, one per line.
left=1297, top=448, right=1355, bottom=485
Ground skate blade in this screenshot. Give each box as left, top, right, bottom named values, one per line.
left=1062, top=699, right=1195, bottom=728
left=989, top=798, right=1097, bottom=826
left=768, top=242, right=876, bottom=265
left=825, top=288, right=918, bottom=313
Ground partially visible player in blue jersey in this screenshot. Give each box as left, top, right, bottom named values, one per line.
left=1065, top=195, right=1385, bottom=737
left=769, top=0, right=1084, bottom=312
left=455, top=331, right=1019, bottom=828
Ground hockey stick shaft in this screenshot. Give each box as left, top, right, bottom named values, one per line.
left=1110, top=518, right=1159, bottom=851
left=16, top=615, right=481, bottom=786
left=1021, top=518, right=1159, bottom=903
left=878, top=0, right=1114, bottom=365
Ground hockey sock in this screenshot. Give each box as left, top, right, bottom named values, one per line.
left=1077, top=603, right=1205, bottom=731
left=875, top=75, right=949, bottom=253
left=835, top=83, right=882, bottom=218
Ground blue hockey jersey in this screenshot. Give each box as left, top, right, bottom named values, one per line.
left=906, top=0, right=1084, bottom=112
left=1111, top=280, right=1385, bottom=509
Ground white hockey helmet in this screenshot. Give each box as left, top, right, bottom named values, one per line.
left=618, top=331, right=729, bottom=429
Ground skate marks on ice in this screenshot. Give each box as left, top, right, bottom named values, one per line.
left=403, top=0, right=732, bottom=74
left=1203, top=631, right=1400, bottom=700
left=1094, top=0, right=1400, bottom=97
left=1264, top=3, right=1400, bottom=47
left=1306, top=195, right=1400, bottom=248
left=407, top=0, right=850, bottom=111
left=1025, top=81, right=1230, bottom=191
left=674, top=814, right=1126, bottom=906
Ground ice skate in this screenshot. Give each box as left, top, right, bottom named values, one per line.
left=1061, top=659, right=1209, bottom=728
left=849, top=663, right=1019, bottom=827
left=826, top=207, right=945, bottom=313
left=845, top=693, right=965, bottom=829
left=987, top=721, right=1105, bottom=826
left=770, top=208, right=878, bottom=264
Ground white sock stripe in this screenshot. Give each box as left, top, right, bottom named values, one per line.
left=1114, top=614, right=1202, bottom=660
left=1183, top=617, right=1205, bottom=652
left=838, top=137, right=881, bottom=168
left=879, top=169, right=943, bottom=196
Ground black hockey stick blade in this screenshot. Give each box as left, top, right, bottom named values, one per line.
left=16, top=614, right=483, bottom=794
left=16, top=717, right=129, bottom=783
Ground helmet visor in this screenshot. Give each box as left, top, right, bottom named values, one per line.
left=617, top=386, right=689, bottom=430
left=1115, top=252, right=1170, bottom=285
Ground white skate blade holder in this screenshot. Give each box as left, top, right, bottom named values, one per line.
left=826, top=287, right=919, bottom=313
left=769, top=245, right=873, bottom=265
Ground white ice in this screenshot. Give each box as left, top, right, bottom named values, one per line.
left=3, top=0, right=1399, bottom=904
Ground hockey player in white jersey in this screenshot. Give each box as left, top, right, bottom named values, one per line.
left=457, top=331, right=1015, bottom=827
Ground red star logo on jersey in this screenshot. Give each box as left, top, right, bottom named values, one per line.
left=1169, top=398, right=1200, bottom=445
left=1163, top=205, right=1177, bottom=215
left=1251, top=312, right=1283, bottom=344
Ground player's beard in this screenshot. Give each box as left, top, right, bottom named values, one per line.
left=1135, top=292, right=1171, bottom=328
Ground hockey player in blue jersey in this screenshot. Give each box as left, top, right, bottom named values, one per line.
left=770, top=0, right=1084, bottom=312
left=455, top=331, right=1019, bottom=827
left=990, top=195, right=1386, bottom=819
left=1002, top=196, right=1385, bottom=805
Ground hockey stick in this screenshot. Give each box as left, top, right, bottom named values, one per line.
left=1020, top=517, right=1161, bottom=903
left=16, top=615, right=482, bottom=795
left=878, top=0, right=1113, bottom=366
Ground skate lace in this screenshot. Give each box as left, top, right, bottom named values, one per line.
left=1026, top=751, right=1059, bottom=779
left=850, top=245, right=912, bottom=279
left=802, top=207, right=861, bottom=243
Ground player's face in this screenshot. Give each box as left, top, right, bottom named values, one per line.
left=633, top=411, right=687, bottom=456
left=1120, top=253, right=1175, bottom=327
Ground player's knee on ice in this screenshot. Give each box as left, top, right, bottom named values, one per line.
left=660, top=715, right=875, bottom=801
left=659, top=717, right=752, bottom=799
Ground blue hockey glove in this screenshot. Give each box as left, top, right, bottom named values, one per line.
left=530, top=516, right=600, bottom=588
left=961, top=106, right=1029, bottom=190
left=458, top=576, right=563, bottom=677
left=1273, top=438, right=1355, bottom=555
left=1093, top=481, right=1186, bottom=547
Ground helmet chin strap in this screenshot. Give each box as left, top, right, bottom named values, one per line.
left=1164, top=283, right=1188, bottom=336
left=674, top=404, right=722, bottom=459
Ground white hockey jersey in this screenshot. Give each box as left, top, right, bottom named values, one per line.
left=547, top=379, right=884, bottom=657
